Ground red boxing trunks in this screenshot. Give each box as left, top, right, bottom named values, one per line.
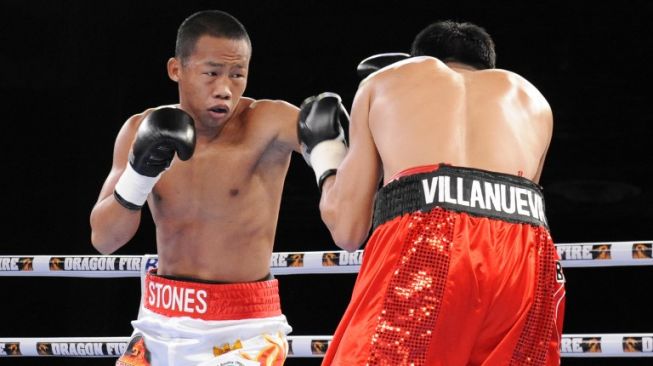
left=322, top=164, right=566, bottom=366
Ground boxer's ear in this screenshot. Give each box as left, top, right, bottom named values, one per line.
left=168, top=57, right=181, bottom=82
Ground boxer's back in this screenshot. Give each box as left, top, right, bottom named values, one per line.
left=365, top=56, right=552, bottom=184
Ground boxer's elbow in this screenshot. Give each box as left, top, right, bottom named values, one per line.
left=319, top=184, right=372, bottom=252
left=89, top=219, right=130, bottom=255
left=91, top=242, right=112, bottom=255
left=89, top=203, right=139, bottom=254
left=90, top=232, right=122, bottom=255
left=332, top=228, right=367, bottom=253
left=320, top=204, right=369, bottom=252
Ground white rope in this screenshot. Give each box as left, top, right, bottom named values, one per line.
left=0, top=240, right=650, bottom=278
left=0, top=337, right=130, bottom=357
left=0, top=336, right=329, bottom=358
left=562, top=333, right=653, bottom=357
left=0, top=255, right=144, bottom=277
left=1, top=334, right=651, bottom=358
left=555, top=240, right=652, bottom=267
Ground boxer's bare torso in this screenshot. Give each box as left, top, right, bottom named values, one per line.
left=94, top=98, right=299, bottom=282
left=91, top=36, right=300, bottom=282
left=366, top=56, right=552, bottom=185
left=148, top=99, right=298, bottom=282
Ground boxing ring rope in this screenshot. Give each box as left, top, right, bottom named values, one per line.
left=1, top=241, right=652, bottom=278
left=1, top=240, right=652, bottom=359
left=0, top=336, right=331, bottom=358
left=2, top=334, right=652, bottom=358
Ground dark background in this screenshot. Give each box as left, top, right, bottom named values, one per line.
left=1, top=0, right=652, bottom=365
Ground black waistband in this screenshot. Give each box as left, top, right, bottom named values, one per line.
left=373, top=165, right=548, bottom=229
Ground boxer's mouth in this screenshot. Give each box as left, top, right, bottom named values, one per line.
left=208, top=105, right=229, bottom=118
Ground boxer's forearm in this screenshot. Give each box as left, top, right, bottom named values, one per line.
left=90, top=195, right=142, bottom=254
left=319, top=177, right=370, bottom=252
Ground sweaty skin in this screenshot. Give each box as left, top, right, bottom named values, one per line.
left=90, top=36, right=300, bottom=282
left=320, top=56, right=553, bottom=250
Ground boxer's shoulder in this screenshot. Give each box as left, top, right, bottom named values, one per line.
left=241, top=98, right=299, bottom=131
left=246, top=98, right=298, bottom=117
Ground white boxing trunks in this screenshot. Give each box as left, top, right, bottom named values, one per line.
left=116, top=269, right=292, bottom=366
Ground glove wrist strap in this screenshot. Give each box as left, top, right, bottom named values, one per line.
left=114, top=164, right=162, bottom=209
left=318, top=169, right=338, bottom=192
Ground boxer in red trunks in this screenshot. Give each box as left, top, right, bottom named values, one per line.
left=298, top=20, right=565, bottom=365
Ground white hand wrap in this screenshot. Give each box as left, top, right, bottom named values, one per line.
left=114, top=164, right=162, bottom=209
left=308, top=139, right=347, bottom=187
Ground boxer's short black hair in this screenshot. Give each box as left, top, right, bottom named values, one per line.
left=175, top=10, right=251, bottom=65
left=411, top=20, right=496, bottom=69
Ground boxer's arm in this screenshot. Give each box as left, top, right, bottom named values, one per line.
left=90, top=114, right=144, bottom=254
left=319, top=84, right=381, bottom=252
left=271, top=100, right=302, bottom=154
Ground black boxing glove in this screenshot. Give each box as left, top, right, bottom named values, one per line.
left=356, top=52, right=411, bottom=79
left=297, top=92, right=348, bottom=191
left=114, top=107, right=196, bottom=210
